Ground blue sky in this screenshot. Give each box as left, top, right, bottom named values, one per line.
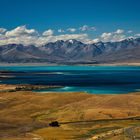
left=0, top=0, right=140, bottom=45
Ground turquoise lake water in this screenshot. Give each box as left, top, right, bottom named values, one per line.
left=0, top=65, right=140, bottom=94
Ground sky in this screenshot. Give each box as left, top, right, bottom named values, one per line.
left=0, top=0, right=140, bottom=46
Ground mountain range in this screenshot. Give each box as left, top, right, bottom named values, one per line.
left=0, top=38, right=140, bottom=64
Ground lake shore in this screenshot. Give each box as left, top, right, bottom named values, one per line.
left=0, top=62, right=140, bottom=66
left=0, top=84, right=63, bottom=92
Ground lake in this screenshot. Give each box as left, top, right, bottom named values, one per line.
left=0, top=65, right=140, bottom=94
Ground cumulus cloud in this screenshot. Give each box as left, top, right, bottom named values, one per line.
left=5, top=25, right=38, bottom=37
left=92, top=38, right=100, bottom=43
left=0, top=35, right=38, bottom=46
left=58, top=29, right=65, bottom=33
left=67, top=28, right=76, bottom=32
left=58, top=25, right=96, bottom=33
left=101, top=32, right=112, bottom=42
left=0, top=28, right=7, bottom=33
left=135, top=34, right=140, bottom=37
left=37, top=33, right=89, bottom=46
left=115, top=29, right=124, bottom=34
left=79, top=25, right=89, bottom=31
left=79, top=25, right=96, bottom=31
left=0, top=26, right=139, bottom=46
left=0, top=26, right=39, bottom=46
left=42, top=29, right=53, bottom=36
left=95, top=29, right=126, bottom=42
left=128, top=30, right=133, bottom=33
left=0, top=25, right=91, bottom=46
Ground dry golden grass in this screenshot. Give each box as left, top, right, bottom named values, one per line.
left=33, top=120, right=140, bottom=140
left=107, top=127, right=140, bottom=140
left=107, top=135, right=132, bottom=140
left=0, top=84, right=17, bottom=90
left=0, top=87, right=140, bottom=139
left=0, top=137, right=34, bottom=140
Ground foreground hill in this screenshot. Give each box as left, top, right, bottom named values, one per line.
left=0, top=38, right=140, bottom=64
left=0, top=86, right=140, bottom=139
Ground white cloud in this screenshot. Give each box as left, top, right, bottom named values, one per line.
left=135, top=34, right=140, bottom=37
left=67, top=28, right=76, bottom=32
left=0, top=28, right=7, bottom=33
left=101, top=32, right=112, bottom=42
left=0, top=35, right=38, bottom=46
left=0, top=26, right=138, bottom=46
left=0, top=25, right=90, bottom=46
left=42, top=29, right=53, bottom=36
left=0, top=26, right=39, bottom=46
left=5, top=25, right=37, bottom=37
left=92, top=38, right=100, bottom=43
left=58, top=29, right=65, bottom=33
left=58, top=25, right=96, bottom=34
left=80, top=25, right=89, bottom=31
left=90, top=27, right=96, bottom=31
left=79, top=25, right=96, bottom=31
left=127, top=36, right=135, bottom=39
left=37, top=33, right=89, bottom=46
left=128, top=30, right=133, bottom=33
left=54, top=34, right=88, bottom=41
left=97, top=29, right=126, bottom=42
left=0, top=34, right=6, bottom=40
left=111, top=34, right=126, bottom=42
left=115, top=29, right=124, bottom=34
left=84, top=38, right=100, bottom=44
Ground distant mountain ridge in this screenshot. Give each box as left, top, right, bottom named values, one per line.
left=0, top=38, right=140, bottom=64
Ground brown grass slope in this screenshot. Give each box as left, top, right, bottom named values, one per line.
left=0, top=91, right=140, bottom=138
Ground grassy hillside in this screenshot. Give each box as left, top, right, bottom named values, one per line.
left=0, top=88, right=140, bottom=139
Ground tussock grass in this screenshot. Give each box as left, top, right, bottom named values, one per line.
left=0, top=89, right=140, bottom=139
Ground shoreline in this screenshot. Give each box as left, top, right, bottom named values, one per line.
left=0, top=84, right=63, bottom=92
left=0, top=62, right=140, bottom=66
left=0, top=84, right=139, bottom=95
